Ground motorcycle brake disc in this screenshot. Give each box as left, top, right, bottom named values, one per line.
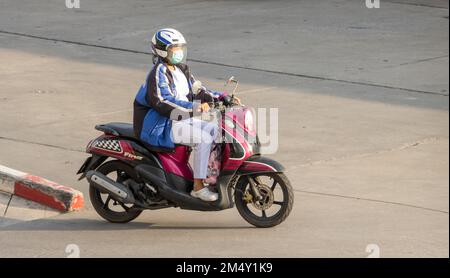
left=250, top=183, right=274, bottom=211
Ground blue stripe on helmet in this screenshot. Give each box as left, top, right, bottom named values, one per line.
left=156, top=31, right=171, bottom=45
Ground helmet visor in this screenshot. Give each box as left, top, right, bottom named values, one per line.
left=167, top=44, right=187, bottom=64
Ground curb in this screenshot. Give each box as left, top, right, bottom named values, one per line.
left=0, top=165, right=84, bottom=212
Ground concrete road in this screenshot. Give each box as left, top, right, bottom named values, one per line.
left=0, top=0, right=448, bottom=257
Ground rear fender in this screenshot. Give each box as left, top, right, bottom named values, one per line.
left=77, top=154, right=107, bottom=180
left=78, top=135, right=161, bottom=180
left=87, top=135, right=161, bottom=167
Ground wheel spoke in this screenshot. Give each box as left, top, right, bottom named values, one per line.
left=103, top=195, right=112, bottom=209
left=271, top=179, right=278, bottom=191
left=116, top=170, right=126, bottom=183
left=119, top=202, right=130, bottom=212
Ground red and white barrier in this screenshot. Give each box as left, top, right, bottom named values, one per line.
left=0, top=165, right=83, bottom=212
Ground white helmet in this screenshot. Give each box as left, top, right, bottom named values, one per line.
left=151, top=28, right=187, bottom=64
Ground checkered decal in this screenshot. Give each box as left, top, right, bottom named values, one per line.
left=93, top=139, right=122, bottom=153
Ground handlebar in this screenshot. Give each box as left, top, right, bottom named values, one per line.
left=222, top=95, right=233, bottom=107
left=208, top=96, right=240, bottom=111
left=196, top=94, right=241, bottom=121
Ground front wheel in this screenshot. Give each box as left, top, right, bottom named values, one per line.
left=234, top=173, right=294, bottom=228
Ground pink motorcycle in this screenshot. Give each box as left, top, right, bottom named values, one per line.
left=77, top=78, right=293, bottom=228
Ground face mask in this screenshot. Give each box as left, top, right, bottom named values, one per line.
left=170, top=50, right=184, bottom=64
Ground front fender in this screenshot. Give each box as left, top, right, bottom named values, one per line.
left=236, top=155, right=285, bottom=176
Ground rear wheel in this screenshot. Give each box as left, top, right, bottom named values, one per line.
left=234, top=173, right=294, bottom=228
left=89, top=160, right=143, bottom=223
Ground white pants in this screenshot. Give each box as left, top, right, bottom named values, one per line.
left=172, top=118, right=219, bottom=179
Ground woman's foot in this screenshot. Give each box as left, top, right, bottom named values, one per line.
left=191, top=187, right=218, bottom=202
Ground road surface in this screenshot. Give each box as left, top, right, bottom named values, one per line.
left=0, top=0, right=448, bottom=257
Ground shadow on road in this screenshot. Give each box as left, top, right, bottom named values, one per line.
left=0, top=217, right=254, bottom=231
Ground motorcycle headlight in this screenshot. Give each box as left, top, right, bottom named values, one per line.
left=244, top=109, right=255, bottom=132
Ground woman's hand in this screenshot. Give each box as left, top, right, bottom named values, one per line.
left=233, top=96, right=242, bottom=105
left=198, top=102, right=210, bottom=112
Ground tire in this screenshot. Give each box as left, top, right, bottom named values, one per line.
left=89, top=160, right=143, bottom=223
left=235, top=173, right=294, bottom=228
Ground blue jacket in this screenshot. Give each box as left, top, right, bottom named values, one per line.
left=133, top=61, right=222, bottom=149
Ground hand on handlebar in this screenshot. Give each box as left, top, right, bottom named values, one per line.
left=197, top=102, right=211, bottom=113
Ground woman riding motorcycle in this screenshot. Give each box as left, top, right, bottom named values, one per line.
left=133, top=28, right=240, bottom=202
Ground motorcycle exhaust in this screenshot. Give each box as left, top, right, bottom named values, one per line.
left=86, top=170, right=135, bottom=204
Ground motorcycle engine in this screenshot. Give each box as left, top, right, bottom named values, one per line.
left=125, top=179, right=163, bottom=204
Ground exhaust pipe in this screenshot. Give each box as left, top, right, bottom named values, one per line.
left=86, top=170, right=135, bottom=204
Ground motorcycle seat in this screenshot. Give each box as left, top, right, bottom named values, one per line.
left=96, top=122, right=135, bottom=138
left=95, top=122, right=175, bottom=153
